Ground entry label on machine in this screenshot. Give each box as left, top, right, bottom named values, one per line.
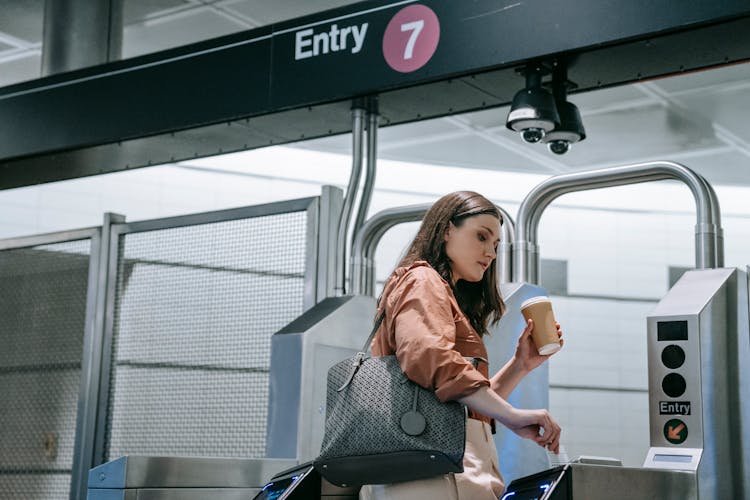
left=659, top=401, right=691, bottom=415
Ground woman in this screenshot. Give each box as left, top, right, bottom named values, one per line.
left=360, top=191, right=563, bottom=500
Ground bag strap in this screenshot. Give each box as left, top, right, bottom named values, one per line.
left=338, top=310, right=486, bottom=393
left=360, top=310, right=488, bottom=367
left=361, top=310, right=386, bottom=354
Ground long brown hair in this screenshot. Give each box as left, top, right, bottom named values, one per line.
left=398, top=191, right=506, bottom=336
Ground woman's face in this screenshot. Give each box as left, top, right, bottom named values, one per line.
left=444, top=213, right=500, bottom=284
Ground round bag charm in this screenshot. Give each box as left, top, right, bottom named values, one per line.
left=400, top=410, right=426, bottom=436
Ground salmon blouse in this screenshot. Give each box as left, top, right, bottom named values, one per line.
left=371, top=261, right=493, bottom=425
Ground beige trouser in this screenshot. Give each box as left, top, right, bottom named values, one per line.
left=359, top=418, right=505, bottom=500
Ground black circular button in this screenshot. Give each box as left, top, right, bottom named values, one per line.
left=661, top=345, right=686, bottom=369
left=662, top=373, right=687, bottom=398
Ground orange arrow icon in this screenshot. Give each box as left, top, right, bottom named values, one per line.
left=668, top=423, right=685, bottom=440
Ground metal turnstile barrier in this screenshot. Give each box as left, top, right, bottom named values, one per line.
left=644, top=267, right=750, bottom=498
left=502, top=460, right=697, bottom=499
left=504, top=267, right=750, bottom=500
left=86, top=456, right=297, bottom=499
left=506, top=161, right=748, bottom=498
left=265, top=295, right=378, bottom=462
left=86, top=457, right=359, bottom=500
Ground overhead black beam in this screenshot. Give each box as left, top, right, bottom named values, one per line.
left=2, top=0, right=750, bottom=189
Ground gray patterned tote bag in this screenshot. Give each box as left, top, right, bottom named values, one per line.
left=313, top=312, right=467, bottom=487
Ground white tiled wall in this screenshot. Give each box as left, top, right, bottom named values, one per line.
left=2, top=146, right=749, bottom=470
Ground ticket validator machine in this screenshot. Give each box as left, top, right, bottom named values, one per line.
left=643, top=266, right=750, bottom=497
left=501, top=161, right=750, bottom=499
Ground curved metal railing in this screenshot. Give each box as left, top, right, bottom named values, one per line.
left=351, top=203, right=516, bottom=296
left=513, top=161, right=723, bottom=284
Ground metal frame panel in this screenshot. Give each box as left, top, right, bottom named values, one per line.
left=304, top=197, right=320, bottom=310
left=0, top=226, right=100, bottom=500
left=92, top=195, right=324, bottom=467
left=70, top=214, right=125, bottom=500
left=92, top=218, right=124, bottom=467
left=0, top=228, right=99, bottom=251
left=110, top=198, right=317, bottom=236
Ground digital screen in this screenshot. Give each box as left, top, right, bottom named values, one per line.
left=653, top=454, right=693, bottom=463
left=254, top=477, right=297, bottom=500
left=657, top=321, right=688, bottom=341
left=253, top=468, right=310, bottom=500
left=503, top=466, right=565, bottom=499
left=500, top=482, right=551, bottom=499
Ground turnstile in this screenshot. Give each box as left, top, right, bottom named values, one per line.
left=265, top=295, right=376, bottom=463
left=86, top=456, right=357, bottom=499
left=642, top=267, right=750, bottom=498
left=506, top=162, right=749, bottom=497
left=502, top=461, right=696, bottom=499
left=86, top=456, right=296, bottom=499
left=506, top=267, right=750, bottom=499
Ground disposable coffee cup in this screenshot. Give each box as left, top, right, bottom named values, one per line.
left=520, top=296, right=561, bottom=355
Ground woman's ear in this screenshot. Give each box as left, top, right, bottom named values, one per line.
left=444, top=221, right=454, bottom=242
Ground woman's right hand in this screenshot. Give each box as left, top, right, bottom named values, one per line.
left=504, top=408, right=561, bottom=454
left=457, top=386, right=562, bottom=453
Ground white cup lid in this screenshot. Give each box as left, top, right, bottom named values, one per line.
left=521, top=295, right=551, bottom=309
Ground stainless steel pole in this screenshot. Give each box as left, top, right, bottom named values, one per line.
left=42, top=0, right=123, bottom=75
left=353, top=100, right=379, bottom=238
left=334, top=106, right=365, bottom=295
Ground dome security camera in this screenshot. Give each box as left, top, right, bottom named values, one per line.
left=547, top=139, right=571, bottom=155
left=506, top=65, right=559, bottom=143
left=541, top=69, right=586, bottom=156
left=522, top=128, right=546, bottom=143
left=542, top=100, right=585, bottom=155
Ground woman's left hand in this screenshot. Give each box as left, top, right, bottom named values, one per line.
left=515, top=319, right=563, bottom=373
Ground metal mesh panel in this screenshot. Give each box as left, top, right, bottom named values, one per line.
left=106, top=211, right=308, bottom=459
left=0, top=240, right=93, bottom=500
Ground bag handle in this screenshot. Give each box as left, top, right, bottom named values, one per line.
left=335, top=310, right=386, bottom=392
left=360, top=310, right=386, bottom=354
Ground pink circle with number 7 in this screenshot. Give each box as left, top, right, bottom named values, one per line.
left=382, top=4, right=440, bottom=73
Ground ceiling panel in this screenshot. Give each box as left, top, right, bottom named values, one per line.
left=122, top=8, right=248, bottom=58
left=219, top=0, right=363, bottom=26
left=572, top=85, right=652, bottom=113
left=376, top=133, right=555, bottom=174
left=0, top=0, right=43, bottom=44
left=123, top=0, right=191, bottom=25
left=553, top=102, right=723, bottom=166
left=674, top=86, right=750, bottom=143
left=668, top=150, right=750, bottom=186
